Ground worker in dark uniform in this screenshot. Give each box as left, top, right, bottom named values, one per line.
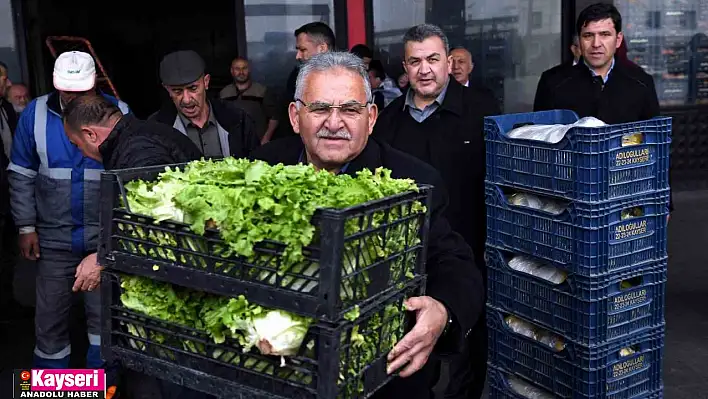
left=373, top=24, right=500, bottom=399
left=533, top=3, right=673, bottom=213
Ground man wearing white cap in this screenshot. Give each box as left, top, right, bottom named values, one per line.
left=7, top=51, right=130, bottom=370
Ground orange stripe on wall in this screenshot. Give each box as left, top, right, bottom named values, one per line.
left=347, top=0, right=366, bottom=49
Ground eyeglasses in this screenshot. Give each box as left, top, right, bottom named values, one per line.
left=296, top=99, right=370, bottom=117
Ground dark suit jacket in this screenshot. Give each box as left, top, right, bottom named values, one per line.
left=373, top=77, right=501, bottom=274
left=1, top=99, right=18, bottom=134
left=533, top=58, right=673, bottom=210
left=533, top=57, right=660, bottom=124
left=149, top=99, right=260, bottom=158
left=0, top=99, right=17, bottom=226
left=100, top=114, right=203, bottom=170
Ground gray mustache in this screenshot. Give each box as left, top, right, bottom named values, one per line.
left=316, top=129, right=351, bottom=140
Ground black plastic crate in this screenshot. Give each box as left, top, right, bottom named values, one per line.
left=101, top=272, right=425, bottom=399
left=486, top=246, right=666, bottom=346
left=487, top=306, right=664, bottom=399
left=98, top=165, right=432, bottom=322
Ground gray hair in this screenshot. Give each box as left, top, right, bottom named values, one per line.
left=294, top=51, right=372, bottom=106
left=403, top=24, right=450, bottom=55
left=572, top=34, right=580, bottom=46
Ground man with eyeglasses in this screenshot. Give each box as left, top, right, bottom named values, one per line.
left=251, top=51, right=484, bottom=399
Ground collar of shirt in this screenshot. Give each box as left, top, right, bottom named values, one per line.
left=585, top=57, right=615, bottom=84
left=297, top=150, right=351, bottom=174
left=403, top=79, right=449, bottom=111
left=179, top=102, right=217, bottom=130
left=402, top=78, right=450, bottom=122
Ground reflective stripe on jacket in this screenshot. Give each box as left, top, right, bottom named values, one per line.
left=8, top=92, right=130, bottom=253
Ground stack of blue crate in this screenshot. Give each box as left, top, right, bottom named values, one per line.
left=483, top=110, right=671, bottom=399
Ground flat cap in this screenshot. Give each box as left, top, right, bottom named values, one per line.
left=159, top=50, right=206, bottom=86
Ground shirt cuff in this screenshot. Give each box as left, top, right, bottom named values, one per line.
left=19, top=226, right=36, bottom=234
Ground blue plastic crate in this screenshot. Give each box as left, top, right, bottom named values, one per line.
left=485, top=110, right=672, bottom=202
left=488, top=366, right=664, bottom=399
left=486, top=183, right=669, bottom=276
left=486, top=246, right=666, bottom=346
left=487, top=306, right=664, bottom=399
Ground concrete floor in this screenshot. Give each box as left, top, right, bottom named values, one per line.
left=1, top=189, right=707, bottom=398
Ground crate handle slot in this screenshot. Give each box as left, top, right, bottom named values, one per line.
left=497, top=185, right=570, bottom=217
left=500, top=312, right=567, bottom=353
left=618, top=343, right=641, bottom=358
left=501, top=252, right=568, bottom=286
left=116, top=175, right=132, bottom=213
left=620, top=205, right=645, bottom=220
left=621, top=132, right=645, bottom=147
left=618, top=276, right=643, bottom=291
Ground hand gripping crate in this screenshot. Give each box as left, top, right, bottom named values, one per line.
left=101, top=272, right=425, bottom=399
left=98, top=165, right=432, bottom=322
left=486, top=246, right=666, bottom=346
left=486, top=183, right=669, bottom=276
left=487, top=306, right=664, bottom=399
left=487, top=366, right=664, bottom=399
left=485, top=110, right=671, bottom=202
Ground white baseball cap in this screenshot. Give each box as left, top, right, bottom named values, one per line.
left=53, top=51, right=96, bottom=92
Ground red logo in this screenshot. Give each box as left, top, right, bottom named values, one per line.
left=20, top=370, right=30, bottom=381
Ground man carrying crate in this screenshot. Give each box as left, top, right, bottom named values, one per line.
left=251, top=51, right=485, bottom=399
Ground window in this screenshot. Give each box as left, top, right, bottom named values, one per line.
left=532, top=12, right=543, bottom=29
left=372, top=0, right=562, bottom=113
left=243, top=0, right=335, bottom=91
left=617, top=0, right=708, bottom=107
left=0, top=0, right=22, bottom=82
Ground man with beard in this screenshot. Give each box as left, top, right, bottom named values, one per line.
left=7, top=83, right=31, bottom=113
left=272, top=22, right=335, bottom=141
left=372, top=24, right=500, bottom=399
left=251, top=51, right=483, bottom=399
left=150, top=50, right=260, bottom=158
left=220, top=57, right=280, bottom=144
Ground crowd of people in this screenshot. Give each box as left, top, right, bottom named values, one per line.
left=0, top=3, right=670, bottom=399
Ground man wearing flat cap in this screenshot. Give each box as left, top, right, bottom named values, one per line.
left=149, top=50, right=260, bottom=159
